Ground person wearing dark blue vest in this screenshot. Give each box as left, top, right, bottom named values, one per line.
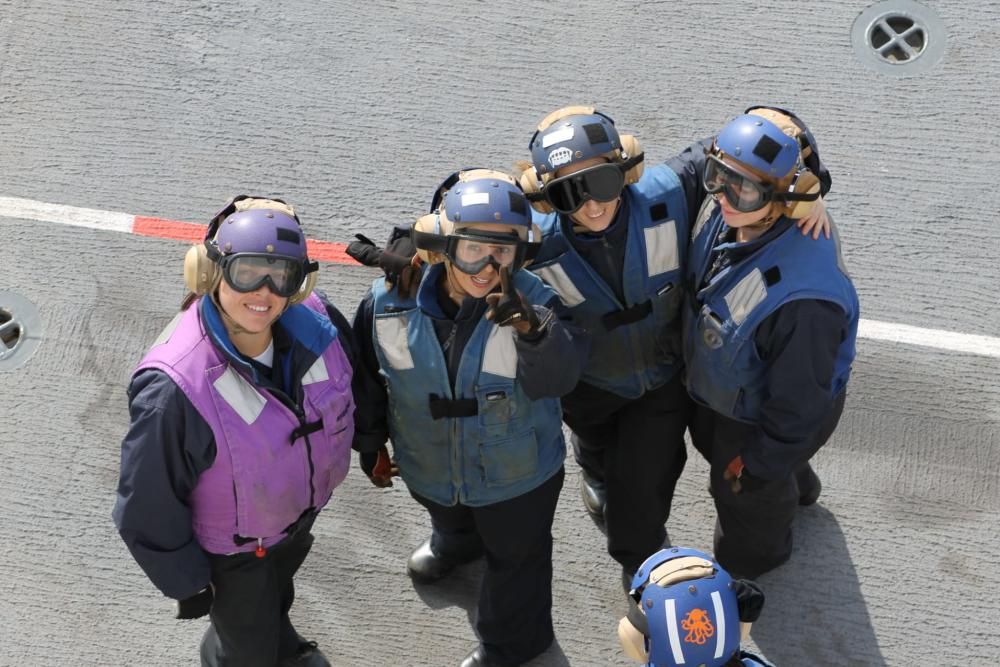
left=618, top=547, right=772, bottom=667
left=113, top=197, right=357, bottom=667
left=684, top=111, right=859, bottom=578
left=515, top=106, right=696, bottom=589
left=350, top=170, right=589, bottom=667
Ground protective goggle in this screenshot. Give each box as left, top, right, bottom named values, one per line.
left=413, top=229, right=540, bottom=275
left=704, top=154, right=818, bottom=213
left=528, top=161, right=632, bottom=215
left=219, top=253, right=309, bottom=298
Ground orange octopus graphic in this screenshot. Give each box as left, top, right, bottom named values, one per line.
left=681, top=608, right=715, bottom=645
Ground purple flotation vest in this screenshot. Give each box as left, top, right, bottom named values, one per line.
left=136, top=294, right=353, bottom=554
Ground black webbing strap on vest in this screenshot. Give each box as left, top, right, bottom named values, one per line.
left=290, top=419, right=324, bottom=445
left=428, top=394, right=478, bottom=420
left=601, top=300, right=653, bottom=331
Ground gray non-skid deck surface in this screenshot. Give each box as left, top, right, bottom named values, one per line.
left=1, top=1, right=998, bottom=665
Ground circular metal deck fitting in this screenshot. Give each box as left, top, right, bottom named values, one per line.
left=852, top=0, right=946, bottom=76
left=0, top=291, right=43, bottom=371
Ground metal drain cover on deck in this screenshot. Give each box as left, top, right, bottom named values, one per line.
left=852, top=0, right=946, bottom=75
left=0, top=291, right=42, bottom=371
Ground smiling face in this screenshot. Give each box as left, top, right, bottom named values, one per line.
left=555, top=156, right=621, bottom=232
left=443, top=222, right=520, bottom=303
left=216, top=278, right=288, bottom=356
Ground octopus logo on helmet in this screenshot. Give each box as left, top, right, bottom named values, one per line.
left=412, top=169, right=542, bottom=275
left=183, top=195, right=319, bottom=306
left=619, top=547, right=747, bottom=667
left=704, top=111, right=821, bottom=224
left=518, top=106, right=645, bottom=215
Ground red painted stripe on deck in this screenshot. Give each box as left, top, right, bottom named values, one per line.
left=133, top=215, right=358, bottom=264
left=132, top=216, right=205, bottom=243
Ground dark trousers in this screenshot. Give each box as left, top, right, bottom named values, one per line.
left=411, top=468, right=565, bottom=666
left=561, top=374, right=691, bottom=572
left=690, top=391, right=846, bottom=578
left=199, top=529, right=316, bottom=667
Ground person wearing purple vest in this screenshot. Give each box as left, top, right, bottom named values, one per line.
left=113, top=196, right=356, bottom=667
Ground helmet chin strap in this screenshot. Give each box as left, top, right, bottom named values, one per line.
left=443, top=261, right=470, bottom=305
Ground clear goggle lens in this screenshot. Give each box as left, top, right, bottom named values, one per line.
left=450, top=237, right=520, bottom=275
left=221, top=254, right=305, bottom=297
left=703, top=155, right=773, bottom=213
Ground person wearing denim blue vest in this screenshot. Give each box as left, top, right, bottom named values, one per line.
left=684, top=112, right=859, bottom=578
left=350, top=170, right=589, bottom=667
left=618, top=547, right=772, bottom=667
left=114, top=197, right=357, bottom=667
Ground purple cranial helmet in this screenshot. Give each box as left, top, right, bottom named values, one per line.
left=213, top=206, right=309, bottom=260
left=184, top=196, right=318, bottom=303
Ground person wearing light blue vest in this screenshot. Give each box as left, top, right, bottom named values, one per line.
left=684, top=111, right=859, bottom=578
left=350, top=170, right=589, bottom=667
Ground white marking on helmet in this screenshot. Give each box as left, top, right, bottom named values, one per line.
left=548, top=147, right=573, bottom=168
left=542, top=125, right=575, bottom=148
left=665, top=599, right=686, bottom=664
left=711, top=591, right=726, bottom=659
left=461, top=192, right=490, bottom=207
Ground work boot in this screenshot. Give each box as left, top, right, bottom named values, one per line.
left=622, top=567, right=636, bottom=595
left=407, top=538, right=458, bottom=583
left=280, top=640, right=331, bottom=667
left=579, top=470, right=607, bottom=520
left=796, top=464, right=822, bottom=506
left=459, top=645, right=507, bottom=667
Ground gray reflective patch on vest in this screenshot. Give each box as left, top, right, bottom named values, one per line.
left=482, top=325, right=517, bottom=379
left=302, top=356, right=330, bottom=385
left=829, top=213, right=851, bottom=277
left=692, top=195, right=716, bottom=239
left=644, top=220, right=679, bottom=276
left=724, top=268, right=768, bottom=327
left=151, top=312, right=183, bottom=347
left=375, top=316, right=415, bottom=370
left=534, top=263, right=585, bottom=308
left=213, top=367, right=267, bottom=424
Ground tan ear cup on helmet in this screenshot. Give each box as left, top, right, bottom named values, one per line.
left=288, top=272, right=317, bottom=305
left=519, top=222, right=545, bottom=269
left=617, top=616, right=649, bottom=663
left=517, top=166, right=554, bottom=214
left=412, top=213, right=448, bottom=265
left=183, top=243, right=220, bottom=295
left=619, top=134, right=644, bottom=185
left=784, top=169, right=821, bottom=220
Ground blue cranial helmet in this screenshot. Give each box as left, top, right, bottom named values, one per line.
left=529, top=106, right=627, bottom=177
left=713, top=114, right=801, bottom=184
left=628, top=547, right=742, bottom=667
left=521, top=106, right=645, bottom=213
left=412, top=169, right=541, bottom=270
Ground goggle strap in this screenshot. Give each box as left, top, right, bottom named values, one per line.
left=411, top=229, right=450, bottom=255
left=781, top=190, right=820, bottom=202
left=619, top=152, right=644, bottom=171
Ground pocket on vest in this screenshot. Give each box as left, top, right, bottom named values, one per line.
left=479, top=429, right=539, bottom=487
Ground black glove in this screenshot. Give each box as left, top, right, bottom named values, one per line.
left=359, top=445, right=398, bottom=488
left=174, top=586, right=213, bottom=620
left=346, top=228, right=421, bottom=299
left=485, top=266, right=542, bottom=336
left=732, top=579, right=766, bottom=622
